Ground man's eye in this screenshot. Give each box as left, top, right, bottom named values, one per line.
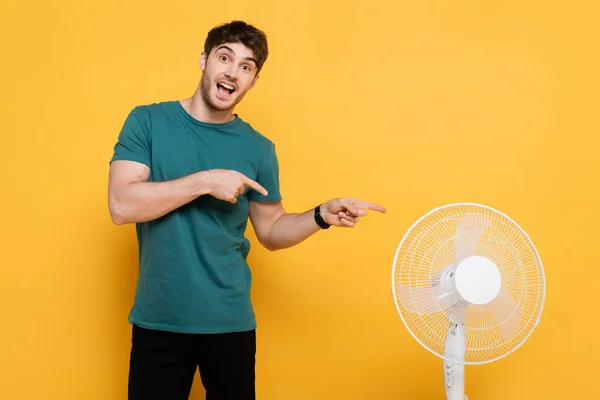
left=220, top=56, right=228, bottom=62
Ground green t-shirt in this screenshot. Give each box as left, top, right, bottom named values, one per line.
left=110, top=100, right=282, bottom=334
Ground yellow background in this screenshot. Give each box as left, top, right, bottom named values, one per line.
left=1, top=0, right=598, bottom=399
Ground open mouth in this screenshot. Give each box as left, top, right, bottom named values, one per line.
left=216, top=82, right=236, bottom=98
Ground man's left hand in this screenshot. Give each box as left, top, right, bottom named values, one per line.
left=320, top=198, right=386, bottom=227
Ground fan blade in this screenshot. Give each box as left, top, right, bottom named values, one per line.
left=489, top=288, right=522, bottom=340
left=455, top=213, right=491, bottom=262
left=447, top=302, right=469, bottom=326
left=397, top=281, right=459, bottom=314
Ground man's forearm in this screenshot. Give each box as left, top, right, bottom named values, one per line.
left=109, top=171, right=211, bottom=225
left=262, top=208, right=322, bottom=251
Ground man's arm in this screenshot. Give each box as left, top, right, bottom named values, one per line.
left=109, top=161, right=268, bottom=225
left=108, top=160, right=212, bottom=225
left=249, top=198, right=386, bottom=251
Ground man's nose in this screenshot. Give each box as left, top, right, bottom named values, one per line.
left=224, top=63, right=238, bottom=80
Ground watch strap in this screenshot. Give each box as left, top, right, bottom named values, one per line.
left=314, top=204, right=331, bottom=229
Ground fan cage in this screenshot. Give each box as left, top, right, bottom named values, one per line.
left=391, top=203, right=546, bottom=365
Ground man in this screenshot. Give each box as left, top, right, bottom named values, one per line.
left=108, top=20, right=386, bottom=400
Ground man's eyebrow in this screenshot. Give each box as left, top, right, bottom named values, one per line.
left=216, top=45, right=234, bottom=54
left=215, top=45, right=257, bottom=66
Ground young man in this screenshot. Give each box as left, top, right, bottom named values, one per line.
left=108, top=20, right=386, bottom=400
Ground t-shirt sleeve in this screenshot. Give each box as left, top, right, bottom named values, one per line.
left=110, top=107, right=152, bottom=168
left=250, top=141, right=282, bottom=202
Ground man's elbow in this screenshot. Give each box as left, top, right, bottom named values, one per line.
left=265, top=244, right=284, bottom=252
left=111, top=213, right=127, bottom=225
left=109, top=199, right=129, bottom=225
left=110, top=209, right=127, bottom=225
left=257, top=235, right=284, bottom=252
left=259, top=238, right=278, bottom=252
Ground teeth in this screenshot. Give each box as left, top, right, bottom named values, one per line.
left=219, top=83, right=234, bottom=90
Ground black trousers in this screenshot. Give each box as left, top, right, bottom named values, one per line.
left=128, top=325, right=256, bottom=400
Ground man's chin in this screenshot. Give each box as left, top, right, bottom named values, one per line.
left=200, top=87, right=245, bottom=113
left=210, top=95, right=242, bottom=112
left=209, top=101, right=235, bottom=112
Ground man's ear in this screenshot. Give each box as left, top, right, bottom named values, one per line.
left=199, top=52, right=207, bottom=71
left=249, top=73, right=260, bottom=90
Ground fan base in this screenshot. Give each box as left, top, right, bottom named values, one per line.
left=444, top=323, right=466, bottom=400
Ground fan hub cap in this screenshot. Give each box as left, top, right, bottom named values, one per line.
left=455, top=256, right=501, bottom=305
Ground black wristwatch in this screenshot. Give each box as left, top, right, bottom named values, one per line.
left=314, top=204, right=331, bottom=229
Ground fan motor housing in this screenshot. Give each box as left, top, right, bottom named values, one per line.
left=455, top=255, right=502, bottom=305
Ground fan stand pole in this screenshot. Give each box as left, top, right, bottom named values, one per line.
left=444, top=323, right=467, bottom=400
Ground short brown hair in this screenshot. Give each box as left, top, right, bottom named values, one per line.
left=204, top=21, right=269, bottom=72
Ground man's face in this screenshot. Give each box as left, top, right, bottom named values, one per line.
left=199, top=42, right=260, bottom=112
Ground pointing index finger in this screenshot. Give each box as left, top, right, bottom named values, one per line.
left=242, top=175, right=268, bottom=196
left=355, top=200, right=387, bottom=214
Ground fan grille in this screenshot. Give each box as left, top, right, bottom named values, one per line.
left=392, top=203, right=545, bottom=364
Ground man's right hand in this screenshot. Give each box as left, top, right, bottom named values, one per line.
left=208, top=169, right=268, bottom=203
left=108, top=162, right=269, bottom=225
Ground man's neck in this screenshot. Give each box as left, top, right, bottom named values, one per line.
left=181, top=91, right=235, bottom=124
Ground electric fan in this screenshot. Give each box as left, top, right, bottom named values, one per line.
left=391, top=203, right=545, bottom=399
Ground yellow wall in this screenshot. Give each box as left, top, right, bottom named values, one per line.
left=1, top=0, right=598, bottom=398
